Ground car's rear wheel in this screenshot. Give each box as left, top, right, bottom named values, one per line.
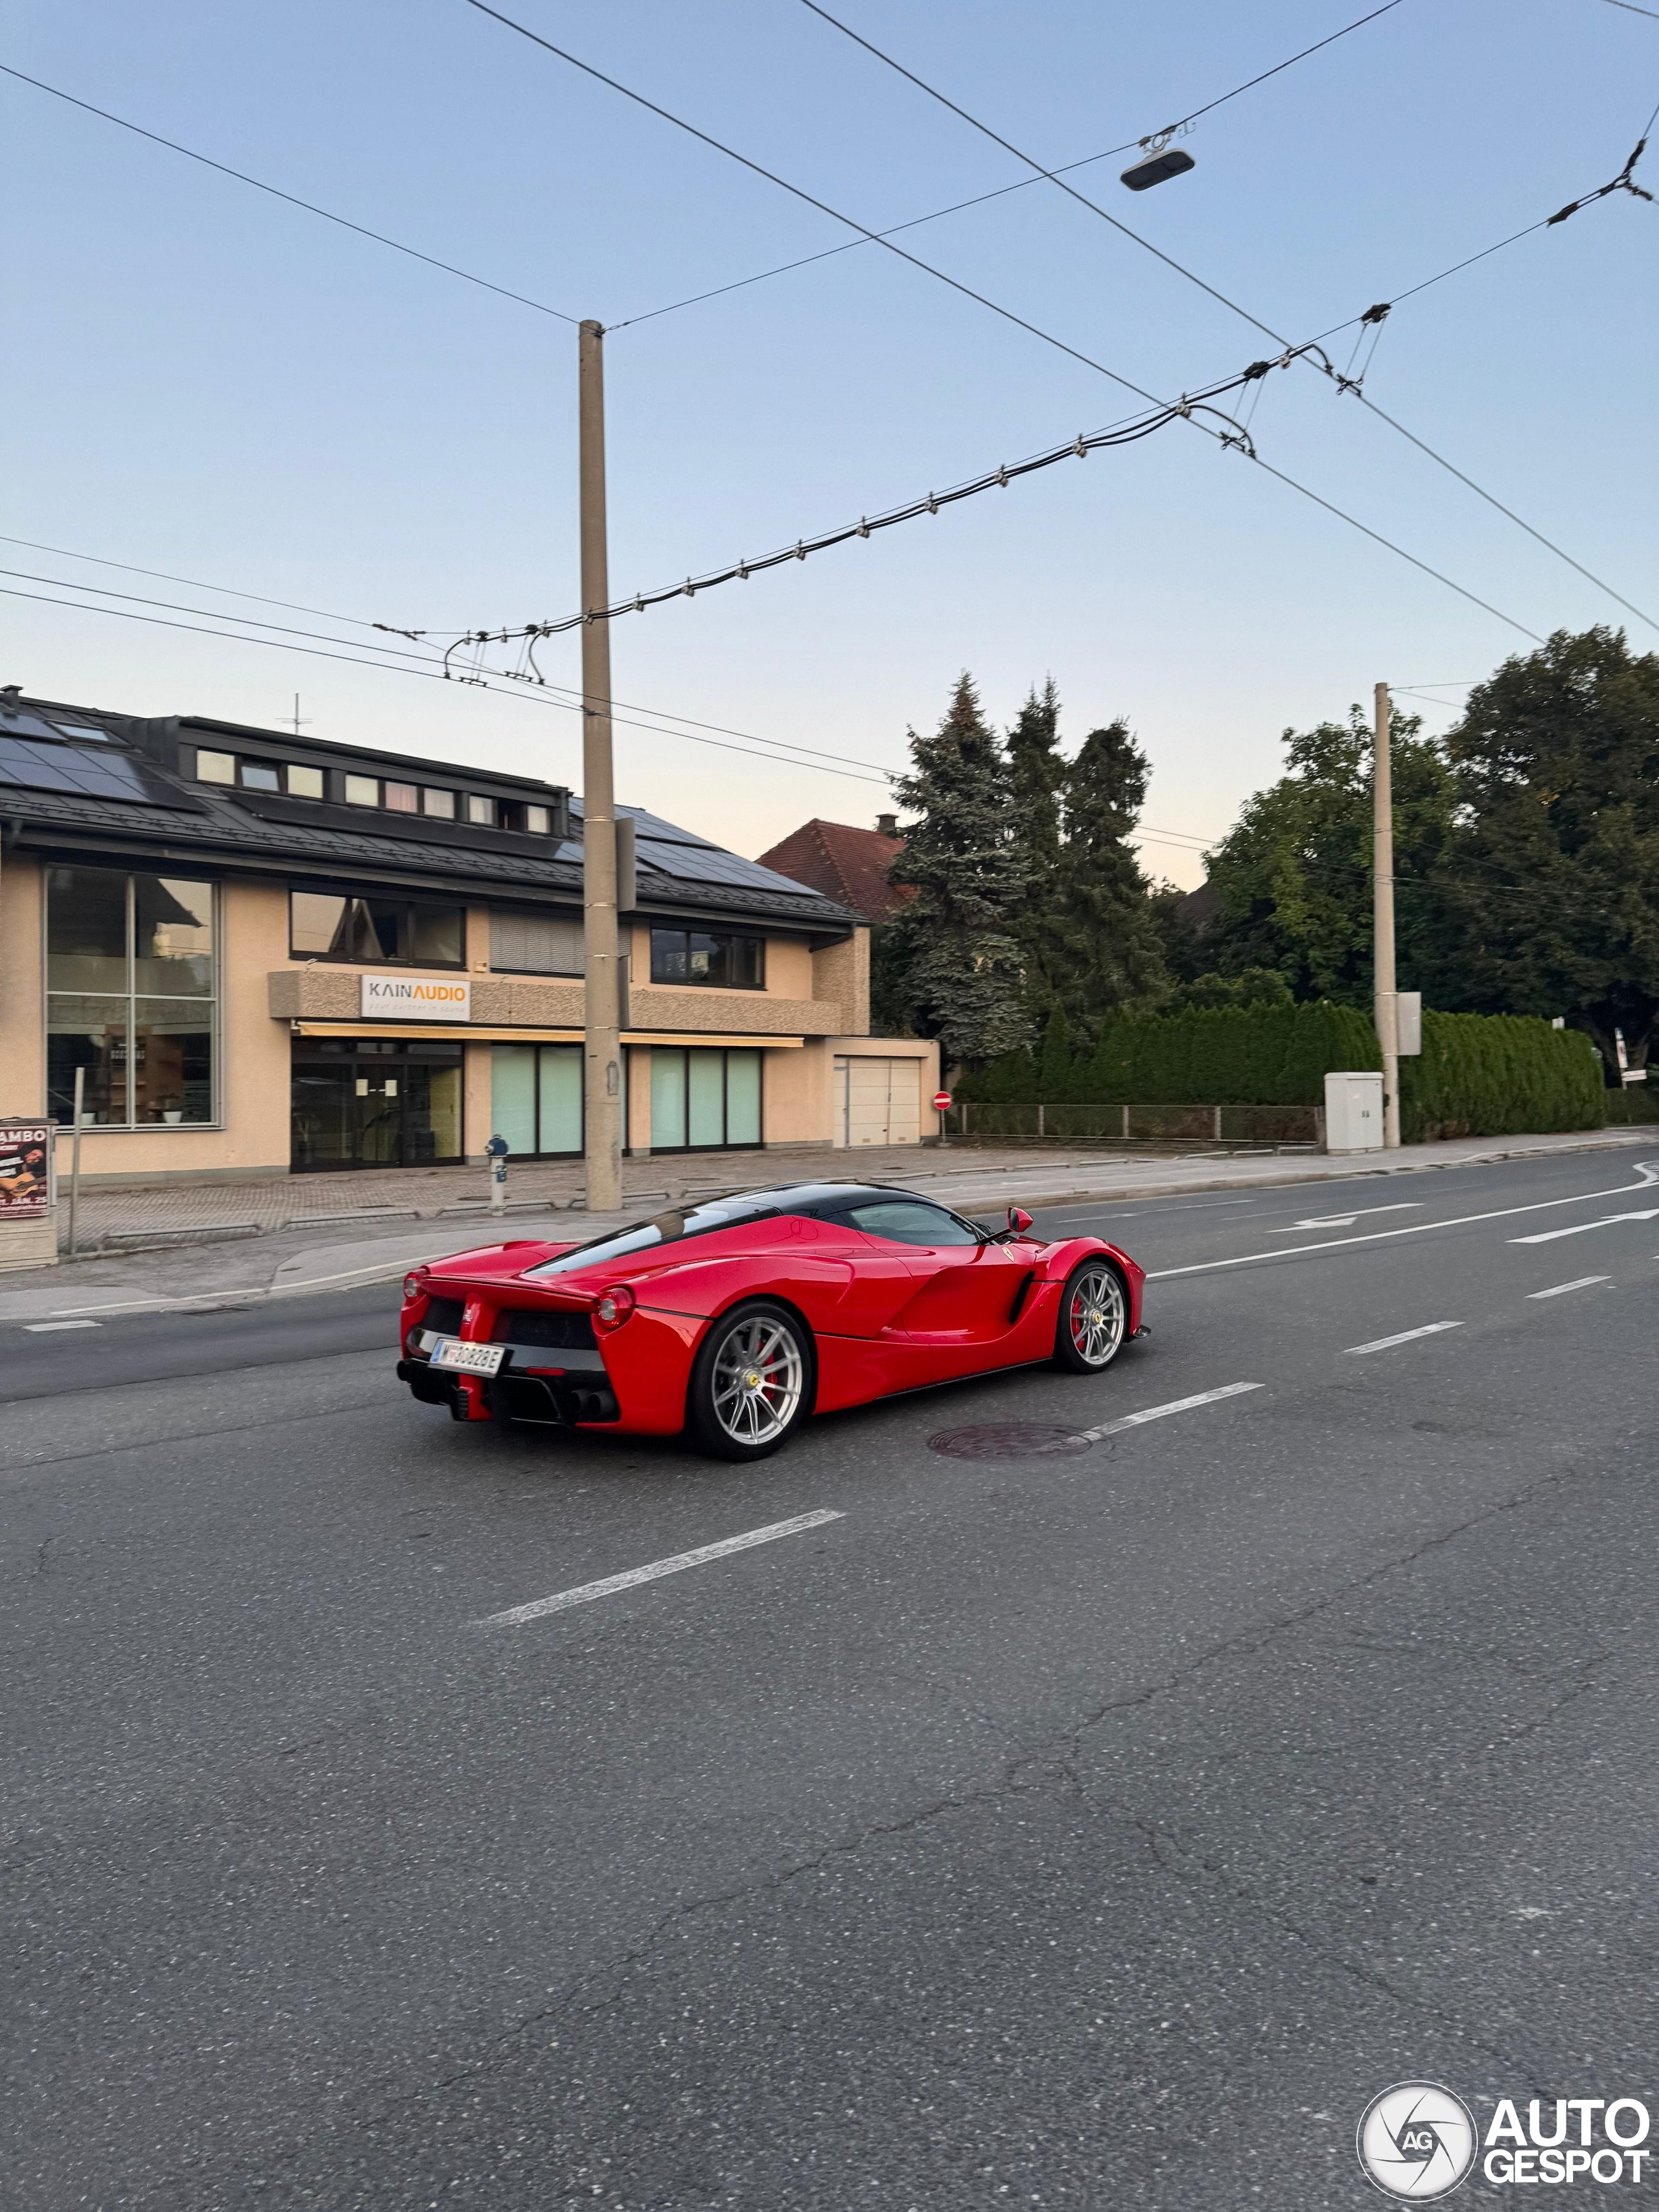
left=687, top=1299, right=814, bottom=1460
left=1052, top=1258, right=1128, bottom=1373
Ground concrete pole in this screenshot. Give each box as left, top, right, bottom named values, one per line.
left=1373, top=679, right=1401, bottom=1148
left=579, top=320, right=623, bottom=1214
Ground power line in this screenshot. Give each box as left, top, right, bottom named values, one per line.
left=610, top=0, right=1409, bottom=329
left=458, top=4, right=1557, bottom=645
left=0, top=532, right=403, bottom=633
left=0, top=62, right=582, bottom=326
left=795, top=3, right=1656, bottom=632
left=1, top=583, right=898, bottom=785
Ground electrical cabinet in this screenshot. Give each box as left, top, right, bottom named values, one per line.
left=1324, top=1070, right=1384, bottom=1154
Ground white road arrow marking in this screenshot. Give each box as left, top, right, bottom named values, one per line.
left=1510, top=1209, right=1659, bottom=1246
left=1274, top=1202, right=1422, bottom=1231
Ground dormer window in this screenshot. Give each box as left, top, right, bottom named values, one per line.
left=240, top=761, right=281, bottom=792
left=522, top=803, right=551, bottom=834
left=384, top=781, right=419, bottom=813
left=286, top=765, right=324, bottom=800
left=423, top=788, right=455, bottom=819
left=195, top=750, right=236, bottom=784
left=465, top=795, right=496, bottom=827
left=343, top=774, right=379, bottom=808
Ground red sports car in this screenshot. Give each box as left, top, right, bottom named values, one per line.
left=397, top=1182, right=1145, bottom=1460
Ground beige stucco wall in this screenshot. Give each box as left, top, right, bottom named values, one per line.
left=0, top=851, right=45, bottom=1121
left=811, top=931, right=870, bottom=1036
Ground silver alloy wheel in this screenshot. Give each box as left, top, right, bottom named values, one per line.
left=709, top=1314, right=806, bottom=1446
left=1067, top=1263, right=1126, bottom=1368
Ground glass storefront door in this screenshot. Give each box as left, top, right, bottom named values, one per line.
left=290, top=1040, right=463, bottom=1170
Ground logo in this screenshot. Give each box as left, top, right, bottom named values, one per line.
left=1357, top=2082, right=1478, bottom=2200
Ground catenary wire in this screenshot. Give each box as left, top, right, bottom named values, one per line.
left=0, top=585, right=901, bottom=785
left=456, top=5, right=1553, bottom=644
left=797, top=2, right=1658, bottom=633
left=610, top=0, right=1408, bottom=328
left=0, top=535, right=920, bottom=778
left=0, top=62, right=583, bottom=325
left=4, top=577, right=1229, bottom=848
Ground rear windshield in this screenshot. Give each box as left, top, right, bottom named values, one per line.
left=527, top=1196, right=779, bottom=1276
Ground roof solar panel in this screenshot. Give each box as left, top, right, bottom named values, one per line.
left=0, top=734, right=187, bottom=807
left=635, top=839, right=818, bottom=893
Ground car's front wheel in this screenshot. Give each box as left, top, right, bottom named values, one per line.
left=686, top=1299, right=815, bottom=1460
left=1052, top=1258, right=1128, bottom=1373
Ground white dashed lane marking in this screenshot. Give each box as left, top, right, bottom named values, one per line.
left=1527, top=1275, right=1610, bottom=1299
left=21, top=1319, right=102, bottom=1333
left=480, top=1509, right=846, bottom=1627
left=1344, top=1322, right=1464, bottom=1356
left=1081, top=1381, right=1262, bottom=1441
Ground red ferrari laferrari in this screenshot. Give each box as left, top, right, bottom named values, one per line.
left=397, top=1182, right=1145, bottom=1460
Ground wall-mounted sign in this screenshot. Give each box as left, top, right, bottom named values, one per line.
left=0, top=1121, right=54, bottom=1219
left=360, top=975, right=471, bottom=1022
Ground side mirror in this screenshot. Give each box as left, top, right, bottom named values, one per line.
left=1006, top=1206, right=1034, bottom=1235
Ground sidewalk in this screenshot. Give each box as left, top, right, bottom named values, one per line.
left=1, top=1124, right=1652, bottom=1325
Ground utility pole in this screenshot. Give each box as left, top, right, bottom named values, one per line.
left=1373, top=679, right=1401, bottom=1148
left=579, top=320, right=623, bottom=1214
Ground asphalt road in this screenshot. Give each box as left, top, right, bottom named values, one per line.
left=5, top=1147, right=1657, bottom=2210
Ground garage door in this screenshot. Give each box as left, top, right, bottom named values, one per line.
left=833, top=1056, right=921, bottom=1148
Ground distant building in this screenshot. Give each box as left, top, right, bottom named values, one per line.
left=0, top=690, right=940, bottom=1175
left=756, top=813, right=916, bottom=926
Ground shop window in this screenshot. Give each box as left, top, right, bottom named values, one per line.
left=289, top=891, right=465, bottom=966
left=490, top=1044, right=583, bottom=1157
left=649, top=929, right=764, bottom=988
left=45, top=866, right=216, bottom=1128
left=491, top=910, right=583, bottom=975
left=286, top=764, right=325, bottom=800
left=648, top=1048, right=761, bottom=1150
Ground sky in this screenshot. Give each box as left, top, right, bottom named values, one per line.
left=4, top=0, right=1656, bottom=889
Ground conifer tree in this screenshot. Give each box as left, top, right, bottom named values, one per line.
left=1004, top=677, right=1067, bottom=1016
left=1049, top=720, right=1169, bottom=1023
left=888, top=673, right=1031, bottom=1066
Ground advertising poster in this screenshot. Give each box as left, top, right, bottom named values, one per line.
left=0, top=1121, right=54, bottom=1220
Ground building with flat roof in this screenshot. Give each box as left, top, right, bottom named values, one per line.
left=0, top=688, right=938, bottom=1181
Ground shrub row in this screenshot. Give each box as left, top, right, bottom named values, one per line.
left=963, top=1001, right=1379, bottom=1106
left=1398, top=1012, right=1605, bottom=1141
left=961, top=1002, right=1609, bottom=1141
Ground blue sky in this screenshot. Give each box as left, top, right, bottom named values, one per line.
left=4, top=0, right=1656, bottom=885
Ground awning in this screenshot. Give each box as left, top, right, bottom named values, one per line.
left=290, top=1022, right=804, bottom=1047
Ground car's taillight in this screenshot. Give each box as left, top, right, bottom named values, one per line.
left=402, top=1272, right=426, bottom=1301
left=592, top=1285, right=636, bottom=1333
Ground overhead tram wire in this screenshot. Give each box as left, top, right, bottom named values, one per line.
left=607, top=0, right=1407, bottom=329
left=0, top=584, right=898, bottom=786
left=797, top=1, right=1659, bottom=636
left=459, top=3, right=1552, bottom=644
left=0, top=63, right=582, bottom=325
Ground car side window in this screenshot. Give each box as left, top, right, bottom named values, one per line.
left=841, top=1200, right=980, bottom=1248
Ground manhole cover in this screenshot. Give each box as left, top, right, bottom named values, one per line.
left=927, top=1421, right=1093, bottom=1461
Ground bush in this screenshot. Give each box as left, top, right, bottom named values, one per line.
left=1398, top=1012, right=1605, bottom=1141
left=959, top=1001, right=1378, bottom=1105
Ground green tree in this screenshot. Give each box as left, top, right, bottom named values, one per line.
left=1163, top=968, right=1294, bottom=1014
left=1004, top=678, right=1067, bottom=1014
left=1201, top=704, right=1455, bottom=1005
left=1146, top=880, right=1210, bottom=986
left=1046, top=720, right=1169, bottom=1025
left=1425, top=627, right=1659, bottom=1076
left=888, top=673, right=1030, bottom=1066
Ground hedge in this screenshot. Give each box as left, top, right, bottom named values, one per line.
left=964, top=1001, right=1379, bottom=1106
left=1398, top=1012, right=1605, bottom=1141
left=962, top=1001, right=1609, bottom=1141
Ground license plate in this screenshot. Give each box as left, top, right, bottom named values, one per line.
left=430, top=1338, right=505, bottom=1376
